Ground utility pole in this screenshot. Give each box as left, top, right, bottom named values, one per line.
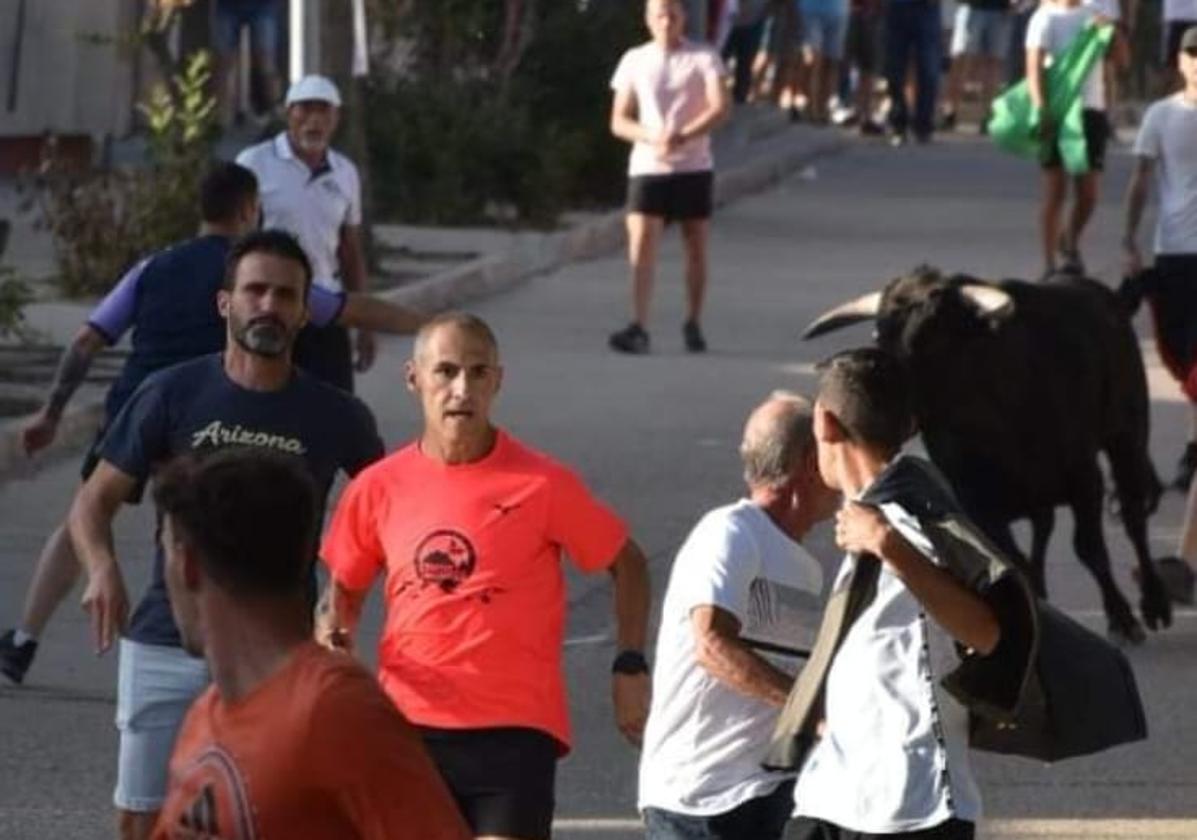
left=320, top=0, right=377, bottom=269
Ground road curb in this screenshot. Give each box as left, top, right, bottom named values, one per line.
left=0, top=128, right=846, bottom=483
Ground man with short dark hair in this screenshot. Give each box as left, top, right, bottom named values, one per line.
left=786, top=348, right=1001, bottom=840
left=68, top=229, right=385, bottom=840
left=317, top=312, right=652, bottom=840
left=0, top=163, right=422, bottom=688
left=151, top=449, right=471, bottom=840
left=639, top=391, right=839, bottom=840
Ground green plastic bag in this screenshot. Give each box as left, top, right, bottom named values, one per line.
left=988, top=22, right=1114, bottom=174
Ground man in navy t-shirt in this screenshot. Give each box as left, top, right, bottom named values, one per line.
left=67, top=229, right=384, bottom=840
left=0, top=163, right=421, bottom=689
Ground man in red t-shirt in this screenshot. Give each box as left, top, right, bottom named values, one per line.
left=318, top=312, right=652, bottom=840
left=153, top=449, right=470, bottom=840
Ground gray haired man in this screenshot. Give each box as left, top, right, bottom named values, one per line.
left=638, top=391, right=840, bottom=840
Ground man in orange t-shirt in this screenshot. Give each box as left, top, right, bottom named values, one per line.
left=318, top=312, right=653, bottom=840
left=152, top=449, right=470, bottom=840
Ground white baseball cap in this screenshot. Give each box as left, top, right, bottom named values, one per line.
left=285, top=75, right=342, bottom=108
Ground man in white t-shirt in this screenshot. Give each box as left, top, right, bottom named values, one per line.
left=639, top=391, right=838, bottom=840
left=790, top=349, right=1001, bottom=840
left=1122, top=26, right=1197, bottom=600
left=237, top=75, right=374, bottom=393
left=1024, top=0, right=1125, bottom=277
left=609, top=0, right=731, bottom=355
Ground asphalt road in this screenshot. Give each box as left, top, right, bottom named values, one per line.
left=2, top=129, right=1195, bottom=839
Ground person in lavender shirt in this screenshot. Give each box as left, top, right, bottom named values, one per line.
left=0, top=162, right=423, bottom=688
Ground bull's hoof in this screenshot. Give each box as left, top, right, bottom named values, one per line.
left=1155, top=557, right=1196, bottom=606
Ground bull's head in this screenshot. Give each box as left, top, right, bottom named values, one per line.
left=803, top=266, right=1014, bottom=359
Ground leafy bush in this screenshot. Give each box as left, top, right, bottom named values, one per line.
left=366, top=0, right=642, bottom=226
left=22, top=51, right=217, bottom=297
left=0, top=265, right=33, bottom=342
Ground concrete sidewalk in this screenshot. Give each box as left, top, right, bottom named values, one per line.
left=0, top=106, right=847, bottom=481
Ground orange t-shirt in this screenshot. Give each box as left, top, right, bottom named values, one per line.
left=320, top=431, right=629, bottom=750
left=152, top=642, right=470, bottom=840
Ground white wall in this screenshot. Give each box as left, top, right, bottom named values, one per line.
left=0, top=0, right=137, bottom=138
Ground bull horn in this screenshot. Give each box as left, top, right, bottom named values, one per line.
left=802, top=291, right=882, bottom=340
left=960, top=283, right=1013, bottom=316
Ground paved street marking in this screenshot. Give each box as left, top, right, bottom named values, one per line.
left=983, top=818, right=1197, bottom=837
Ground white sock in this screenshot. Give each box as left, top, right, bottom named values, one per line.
left=12, top=629, right=36, bottom=647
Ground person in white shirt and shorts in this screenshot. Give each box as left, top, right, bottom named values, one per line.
left=1123, top=26, right=1197, bottom=594
left=609, top=0, right=731, bottom=356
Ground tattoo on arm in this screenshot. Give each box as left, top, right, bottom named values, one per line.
left=45, top=342, right=96, bottom=420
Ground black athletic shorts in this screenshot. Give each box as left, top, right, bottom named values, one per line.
left=419, top=726, right=559, bottom=840
left=1041, top=108, right=1109, bottom=172
left=627, top=170, right=714, bottom=221
left=1148, top=254, right=1197, bottom=401
left=293, top=322, right=354, bottom=393
left=790, top=817, right=976, bottom=840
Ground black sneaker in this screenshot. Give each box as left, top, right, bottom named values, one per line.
left=1173, top=442, right=1197, bottom=492
left=939, top=110, right=957, bottom=131
left=609, top=323, right=650, bottom=354
left=683, top=320, right=707, bottom=353
left=858, top=120, right=884, bottom=137
left=0, top=629, right=37, bottom=685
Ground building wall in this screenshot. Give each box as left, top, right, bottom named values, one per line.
left=0, top=0, right=139, bottom=140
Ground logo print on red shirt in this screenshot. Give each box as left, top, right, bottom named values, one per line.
left=414, top=529, right=477, bottom=592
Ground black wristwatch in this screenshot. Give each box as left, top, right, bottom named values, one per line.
left=611, top=649, right=649, bottom=675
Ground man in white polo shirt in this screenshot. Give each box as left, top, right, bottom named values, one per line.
left=639, top=391, right=837, bottom=840
left=608, top=0, right=731, bottom=355
left=237, top=74, right=373, bottom=392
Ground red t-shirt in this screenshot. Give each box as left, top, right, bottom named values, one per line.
left=321, top=431, right=629, bottom=750
left=153, top=642, right=470, bottom=840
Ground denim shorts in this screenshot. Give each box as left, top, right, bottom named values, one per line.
left=801, top=7, right=849, bottom=60
left=643, top=780, right=795, bottom=840
left=213, top=0, right=281, bottom=56
left=113, top=639, right=209, bottom=812
left=950, top=5, right=1011, bottom=59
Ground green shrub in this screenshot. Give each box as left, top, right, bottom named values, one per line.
left=0, top=265, right=33, bottom=342
left=23, top=51, right=217, bottom=297
left=366, top=0, right=642, bottom=226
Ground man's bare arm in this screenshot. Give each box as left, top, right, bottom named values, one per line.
left=337, top=224, right=377, bottom=373
left=880, top=529, right=1001, bottom=655
left=609, top=539, right=650, bottom=652
left=677, top=70, right=732, bottom=143
left=608, top=539, right=651, bottom=745
left=691, top=605, right=792, bottom=706
left=836, top=502, right=1000, bottom=655
left=1123, top=156, right=1153, bottom=253
left=314, top=577, right=370, bottom=652
left=610, top=88, right=653, bottom=145
left=1026, top=47, right=1048, bottom=112
left=68, top=461, right=139, bottom=653
left=336, top=293, right=427, bottom=335
left=24, top=326, right=108, bottom=455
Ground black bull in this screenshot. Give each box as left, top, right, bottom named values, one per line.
left=805, top=267, right=1172, bottom=644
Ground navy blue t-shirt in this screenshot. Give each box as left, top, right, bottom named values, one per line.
left=88, top=234, right=347, bottom=424
left=99, top=353, right=384, bottom=647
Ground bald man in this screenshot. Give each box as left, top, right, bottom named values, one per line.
left=638, top=392, right=840, bottom=840
left=316, top=312, right=651, bottom=840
